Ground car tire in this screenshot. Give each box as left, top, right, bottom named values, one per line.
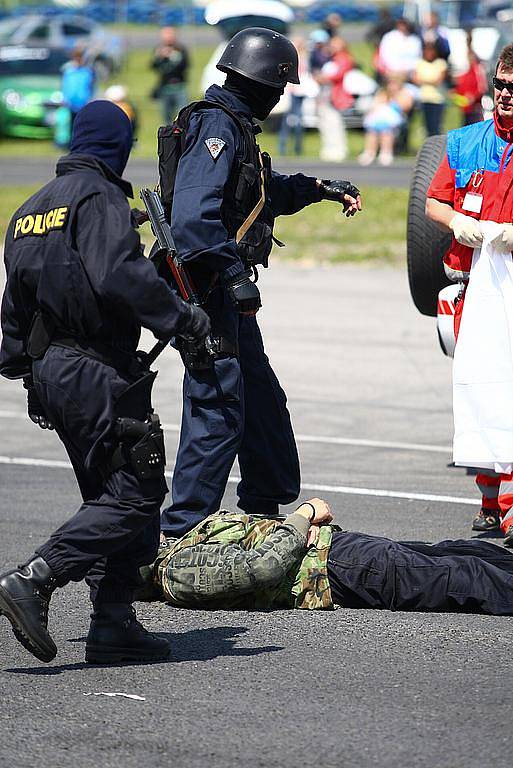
left=407, top=134, right=451, bottom=317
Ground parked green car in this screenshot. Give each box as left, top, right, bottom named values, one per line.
left=0, top=45, right=67, bottom=138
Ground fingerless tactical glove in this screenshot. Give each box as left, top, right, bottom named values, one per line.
left=318, top=179, right=361, bottom=203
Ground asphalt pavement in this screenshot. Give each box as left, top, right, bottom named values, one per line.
left=1, top=155, right=414, bottom=188
left=1, top=263, right=512, bottom=768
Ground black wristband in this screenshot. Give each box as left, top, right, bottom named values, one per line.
left=298, top=501, right=316, bottom=522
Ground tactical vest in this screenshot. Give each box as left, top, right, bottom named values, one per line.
left=157, top=100, right=277, bottom=268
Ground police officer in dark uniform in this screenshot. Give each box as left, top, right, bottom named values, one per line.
left=0, top=100, right=210, bottom=664
left=160, top=28, right=361, bottom=539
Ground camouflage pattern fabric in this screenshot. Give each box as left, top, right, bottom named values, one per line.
left=156, top=512, right=334, bottom=611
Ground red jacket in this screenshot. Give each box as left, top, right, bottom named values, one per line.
left=428, top=112, right=513, bottom=274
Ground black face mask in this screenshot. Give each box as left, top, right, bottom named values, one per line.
left=223, top=72, right=284, bottom=120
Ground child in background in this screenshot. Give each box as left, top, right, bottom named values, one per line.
left=358, top=75, right=414, bottom=166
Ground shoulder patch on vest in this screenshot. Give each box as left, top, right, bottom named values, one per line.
left=204, top=137, right=226, bottom=161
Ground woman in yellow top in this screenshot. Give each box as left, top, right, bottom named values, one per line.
left=413, top=41, right=448, bottom=136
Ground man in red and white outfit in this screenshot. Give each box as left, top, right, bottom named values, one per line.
left=427, top=43, right=513, bottom=546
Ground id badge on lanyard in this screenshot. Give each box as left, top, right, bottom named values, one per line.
left=462, top=169, right=484, bottom=214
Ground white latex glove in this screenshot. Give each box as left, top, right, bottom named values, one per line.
left=449, top=212, right=483, bottom=248
left=489, top=224, right=513, bottom=253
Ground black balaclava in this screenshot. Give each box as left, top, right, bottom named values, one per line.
left=223, top=71, right=284, bottom=121
left=70, top=100, right=133, bottom=177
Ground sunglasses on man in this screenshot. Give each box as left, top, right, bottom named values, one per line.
left=493, top=76, right=513, bottom=95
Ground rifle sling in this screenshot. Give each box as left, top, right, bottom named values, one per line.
left=235, top=151, right=266, bottom=244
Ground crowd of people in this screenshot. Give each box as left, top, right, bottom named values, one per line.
left=275, top=10, right=489, bottom=165
left=52, top=13, right=489, bottom=165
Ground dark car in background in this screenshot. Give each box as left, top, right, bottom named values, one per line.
left=0, top=45, right=67, bottom=138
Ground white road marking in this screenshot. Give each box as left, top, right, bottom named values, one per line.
left=0, top=454, right=479, bottom=506
left=0, top=410, right=451, bottom=454
left=293, top=435, right=450, bottom=454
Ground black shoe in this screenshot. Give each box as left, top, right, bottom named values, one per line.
left=0, top=556, right=58, bottom=663
left=85, top=602, right=171, bottom=664
left=504, top=525, right=513, bottom=548
left=472, top=508, right=501, bottom=532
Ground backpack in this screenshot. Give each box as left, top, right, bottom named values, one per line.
left=158, top=100, right=277, bottom=268
left=158, top=100, right=250, bottom=218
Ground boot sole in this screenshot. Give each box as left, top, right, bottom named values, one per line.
left=0, top=585, right=57, bottom=663
left=85, top=644, right=171, bottom=664
left=472, top=523, right=501, bottom=532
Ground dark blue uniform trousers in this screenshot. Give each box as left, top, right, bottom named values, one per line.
left=328, top=532, right=513, bottom=614
left=161, top=289, right=300, bottom=537
left=32, top=346, right=167, bottom=604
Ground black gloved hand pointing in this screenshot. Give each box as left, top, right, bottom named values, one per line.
left=225, top=269, right=261, bottom=315
left=23, top=377, right=54, bottom=430
left=318, top=179, right=362, bottom=217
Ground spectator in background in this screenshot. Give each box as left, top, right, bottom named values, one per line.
left=453, top=32, right=487, bottom=125
left=309, top=29, right=331, bottom=74
left=151, top=26, right=189, bottom=123
left=61, top=47, right=95, bottom=126
left=413, top=42, right=448, bottom=136
left=359, top=75, right=414, bottom=166
left=378, top=18, right=422, bottom=79
left=421, top=12, right=450, bottom=61
left=322, top=12, right=343, bottom=38
left=320, top=36, right=355, bottom=112
left=366, top=7, right=396, bottom=48
left=316, top=35, right=355, bottom=162
left=104, top=84, right=139, bottom=138
left=279, top=37, right=313, bottom=156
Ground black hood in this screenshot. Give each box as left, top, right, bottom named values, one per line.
left=70, top=100, right=133, bottom=178
left=222, top=72, right=284, bottom=121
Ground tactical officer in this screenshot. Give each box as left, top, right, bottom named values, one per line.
left=160, top=28, right=362, bottom=539
left=0, top=100, right=210, bottom=664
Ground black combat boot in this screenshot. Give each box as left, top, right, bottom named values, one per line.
left=0, top=556, right=58, bottom=663
left=85, top=602, right=171, bottom=664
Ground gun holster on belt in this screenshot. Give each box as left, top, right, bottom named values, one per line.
left=106, top=371, right=166, bottom=481
left=178, top=335, right=238, bottom=371
left=113, top=413, right=166, bottom=481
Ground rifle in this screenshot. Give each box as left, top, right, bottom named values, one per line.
left=140, top=187, right=214, bottom=366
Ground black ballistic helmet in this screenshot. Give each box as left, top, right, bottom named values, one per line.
left=217, top=27, right=300, bottom=89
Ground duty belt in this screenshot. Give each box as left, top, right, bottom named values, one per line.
left=179, top=334, right=238, bottom=370
left=51, top=336, right=145, bottom=377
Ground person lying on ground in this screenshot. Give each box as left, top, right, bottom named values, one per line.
left=138, top=498, right=513, bottom=615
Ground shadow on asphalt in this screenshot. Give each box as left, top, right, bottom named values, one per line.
left=3, top=625, right=284, bottom=674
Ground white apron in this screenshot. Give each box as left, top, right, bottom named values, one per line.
left=453, top=221, right=513, bottom=472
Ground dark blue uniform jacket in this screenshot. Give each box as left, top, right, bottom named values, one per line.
left=0, top=154, right=190, bottom=380
left=171, top=84, right=322, bottom=280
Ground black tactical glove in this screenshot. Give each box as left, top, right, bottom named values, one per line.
left=179, top=303, right=211, bottom=344
left=23, top=377, right=54, bottom=430
left=318, top=179, right=361, bottom=216
left=225, top=269, right=262, bottom=315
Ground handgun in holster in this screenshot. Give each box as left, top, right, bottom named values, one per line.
left=107, top=371, right=166, bottom=482
left=115, top=413, right=166, bottom=481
